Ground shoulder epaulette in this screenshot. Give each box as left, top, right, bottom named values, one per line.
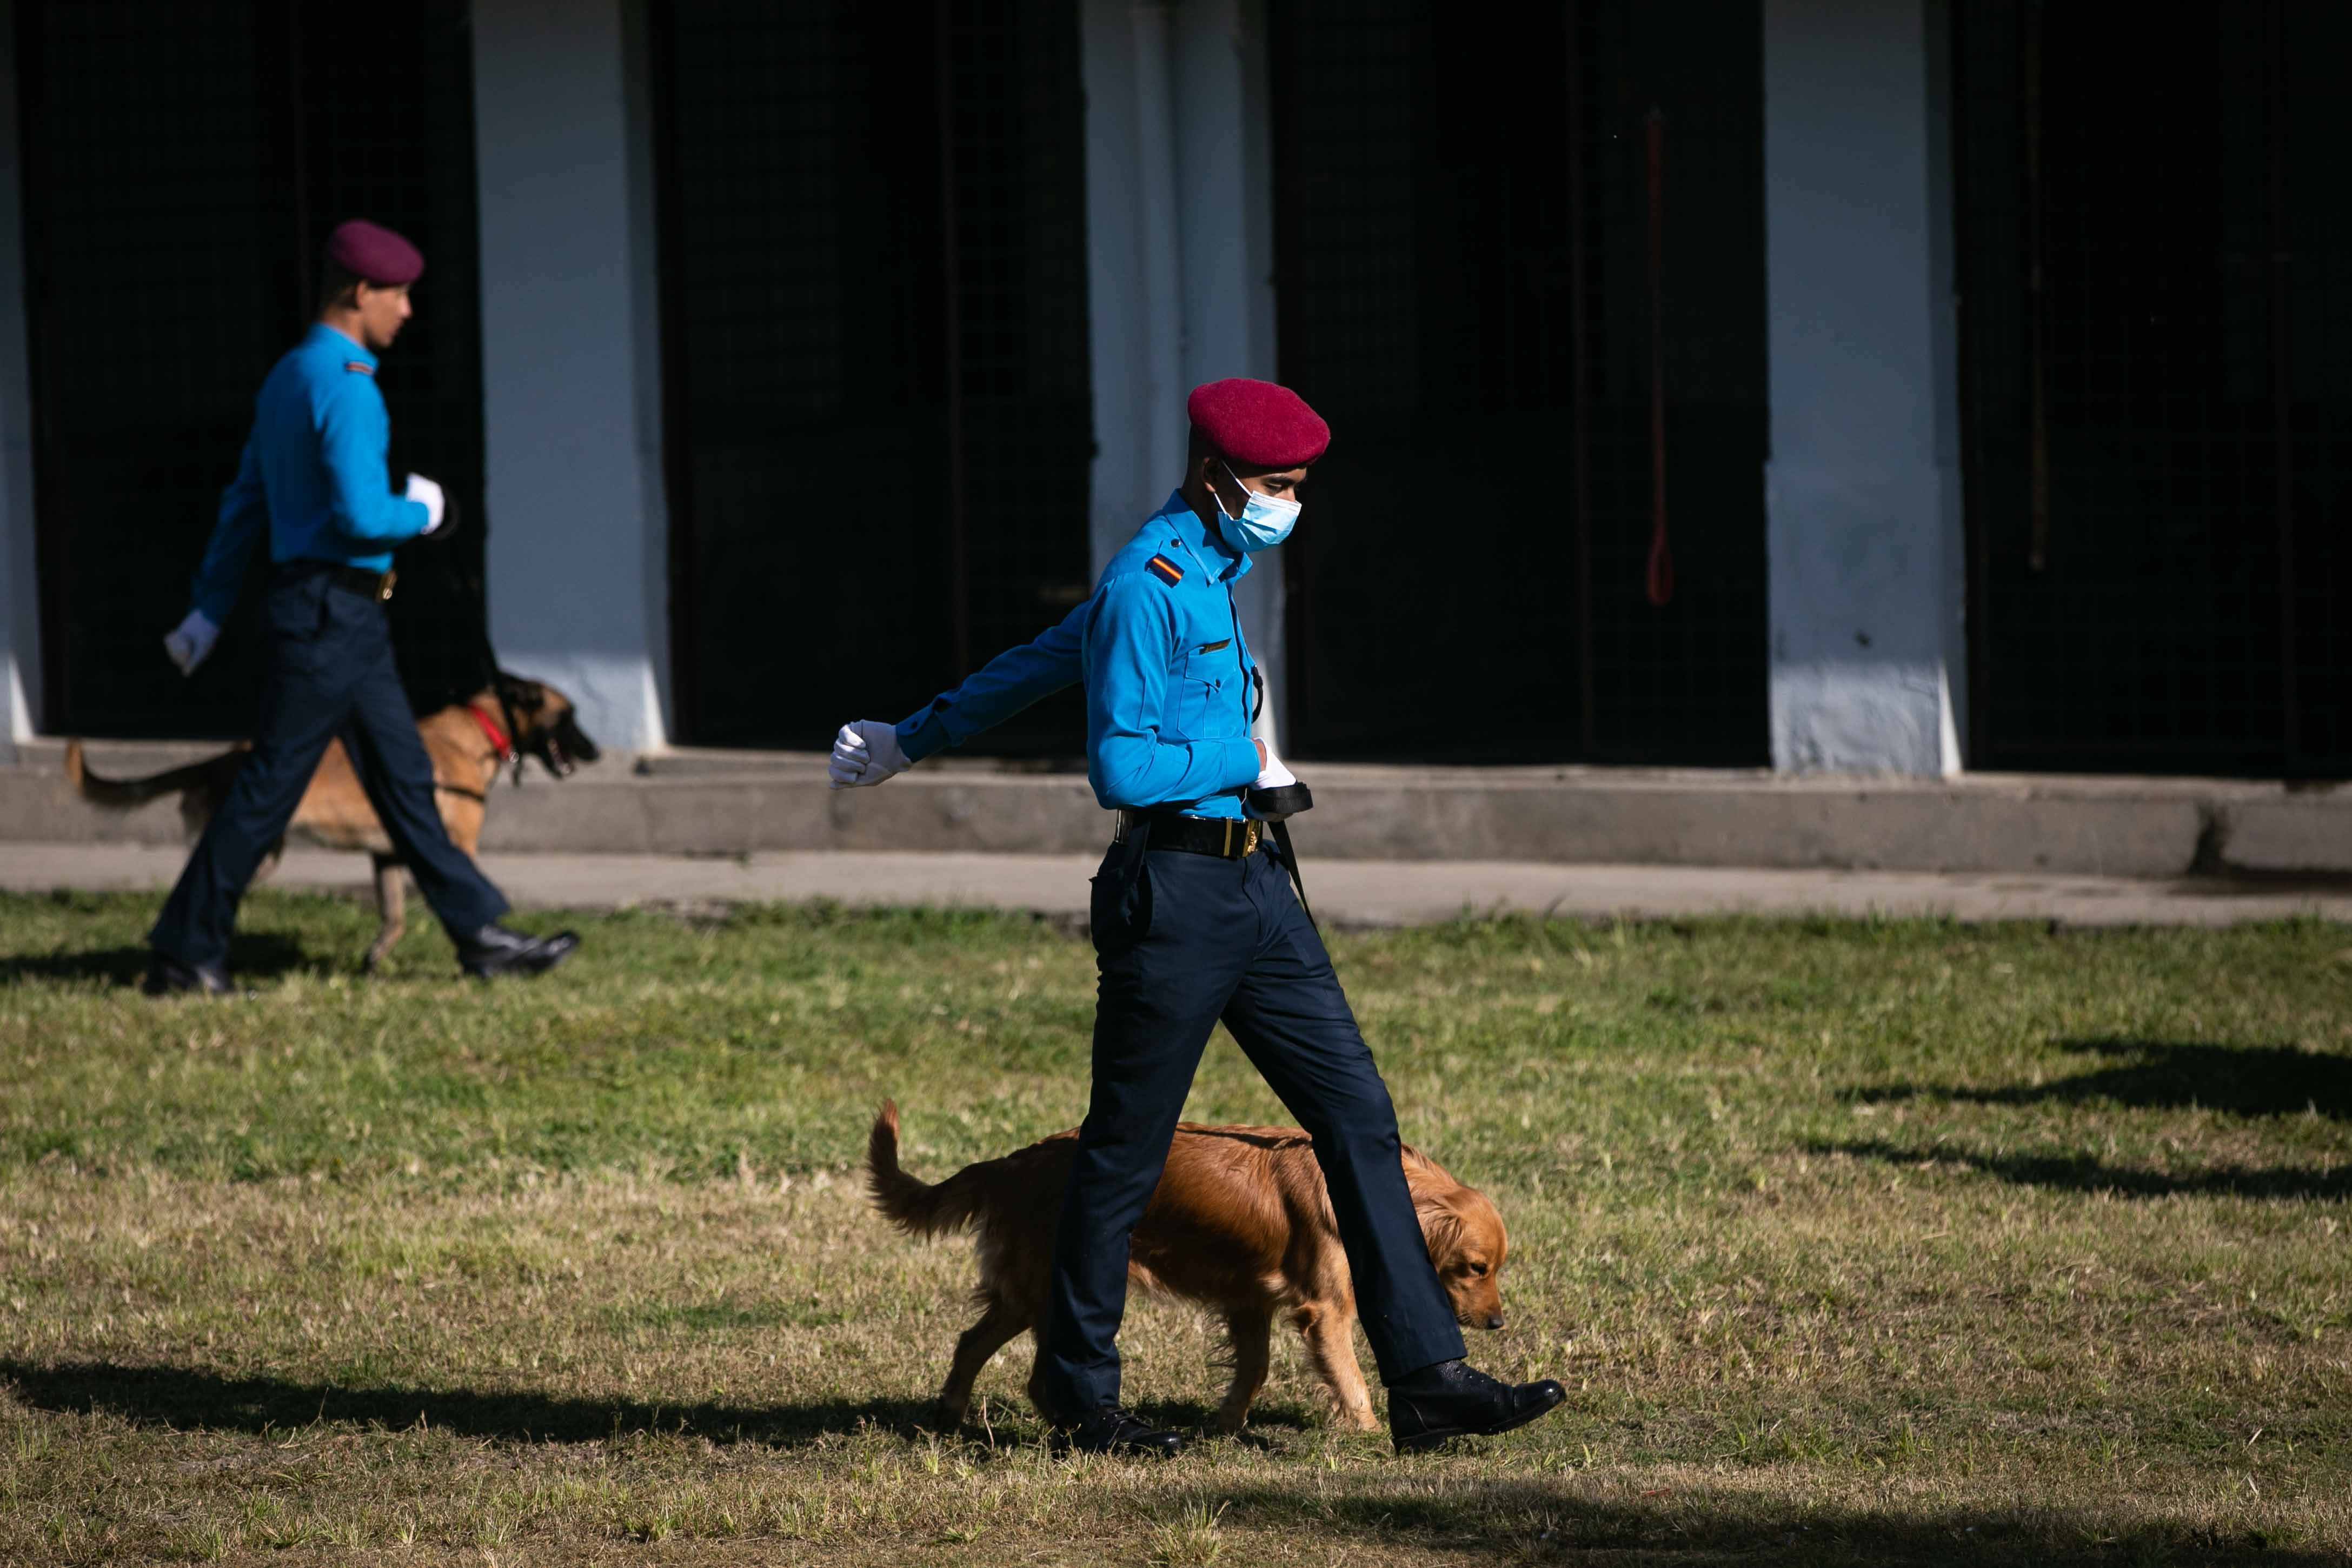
left=343, top=361, right=374, bottom=376
left=1145, top=554, right=1184, bottom=586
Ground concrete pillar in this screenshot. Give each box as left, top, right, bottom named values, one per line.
left=0, top=5, right=42, bottom=756
left=471, top=0, right=670, bottom=752
left=1763, top=0, right=1965, bottom=774
left=1172, top=0, right=1285, bottom=739
left=1081, top=0, right=1285, bottom=740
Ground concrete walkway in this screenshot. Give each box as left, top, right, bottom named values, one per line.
left=15, top=742, right=2352, bottom=878
left=3, top=843, right=2344, bottom=928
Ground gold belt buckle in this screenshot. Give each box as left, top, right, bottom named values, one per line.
left=376, top=569, right=397, bottom=603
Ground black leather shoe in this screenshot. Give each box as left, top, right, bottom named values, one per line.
left=1387, top=1359, right=1566, bottom=1453
left=456, top=923, right=580, bottom=979
left=1051, top=1405, right=1188, bottom=1459
left=142, top=954, right=232, bottom=997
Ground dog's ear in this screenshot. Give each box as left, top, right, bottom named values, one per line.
left=1461, top=1190, right=1508, bottom=1271
left=494, top=672, right=548, bottom=714
left=1414, top=1194, right=1465, bottom=1261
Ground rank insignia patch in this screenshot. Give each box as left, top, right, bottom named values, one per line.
left=344, top=361, right=374, bottom=376
left=1146, top=554, right=1184, bottom=586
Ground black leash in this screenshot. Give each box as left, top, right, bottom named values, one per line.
left=1243, top=656, right=1321, bottom=931
left=1268, top=819, right=1317, bottom=932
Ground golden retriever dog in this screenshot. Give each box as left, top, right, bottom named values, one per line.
left=64, top=674, right=597, bottom=969
left=867, top=1101, right=1511, bottom=1433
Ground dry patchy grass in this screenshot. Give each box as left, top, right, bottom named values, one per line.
left=2, top=891, right=2348, bottom=1564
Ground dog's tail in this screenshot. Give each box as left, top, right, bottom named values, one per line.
left=64, top=740, right=235, bottom=809
left=867, top=1101, right=989, bottom=1239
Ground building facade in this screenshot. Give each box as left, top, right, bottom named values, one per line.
left=1, top=0, right=2342, bottom=776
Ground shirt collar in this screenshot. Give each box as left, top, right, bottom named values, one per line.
left=309, top=321, right=376, bottom=369
left=1155, top=489, right=1250, bottom=584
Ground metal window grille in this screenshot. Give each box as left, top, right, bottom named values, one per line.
left=649, top=0, right=1093, bottom=751
left=1267, top=0, right=1768, bottom=766
left=1955, top=0, right=2350, bottom=776
left=299, top=3, right=494, bottom=717
left=15, top=0, right=493, bottom=738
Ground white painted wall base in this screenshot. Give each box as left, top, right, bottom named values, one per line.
left=1765, top=461, right=1961, bottom=775
left=1764, top=0, right=1964, bottom=776
left=1770, top=655, right=1954, bottom=776
left=471, top=0, right=670, bottom=753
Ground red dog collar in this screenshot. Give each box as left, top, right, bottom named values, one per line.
left=468, top=701, right=516, bottom=763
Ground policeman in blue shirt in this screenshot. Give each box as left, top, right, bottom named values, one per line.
left=144, top=220, right=578, bottom=994
left=832, top=379, right=1563, bottom=1456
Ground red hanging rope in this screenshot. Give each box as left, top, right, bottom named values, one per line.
left=1644, top=106, right=1675, bottom=608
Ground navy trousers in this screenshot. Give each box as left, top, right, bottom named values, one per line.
left=1034, top=835, right=1466, bottom=1417
left=150, top=564, right=508, bottom=969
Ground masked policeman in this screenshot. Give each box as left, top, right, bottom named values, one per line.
left=830, top=379, right=1564, bottom=1456
left=143, top=220, right=579, bottom=994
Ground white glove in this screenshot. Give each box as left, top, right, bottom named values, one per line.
left=1251, top=700, right=1295, bottom=789
left=828, top=720, right=911, bottom=789
left=163, top=609, right=220, bottom=677
left=1255, top=746, right=1298, bottom=792
left=404, top=472, right=447, bottom=533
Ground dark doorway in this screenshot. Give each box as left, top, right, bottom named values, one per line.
left=1955, top=1, right=2351, bottom=776
left=14, top=0, right=493, bottom=739
left=1267, top=0, right=1769, bottom=765
left=648, top=0, right=1094, bottom=752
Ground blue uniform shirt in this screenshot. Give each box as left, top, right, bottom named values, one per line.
left=896, top=491, right=1261, bottom=820
left=187, top=322, right=433, bottom=623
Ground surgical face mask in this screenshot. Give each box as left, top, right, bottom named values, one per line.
left=1213, top=461, right=1301, bottom=553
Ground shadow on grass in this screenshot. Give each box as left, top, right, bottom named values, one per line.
left=4, top=1363, right=2334, bottom=1565
left=0, top=933, right=325, bottom=990
left=1192, top=1478, right=2328, bottom=1567
left=1816, top=1139, right=2352, bottom=1201
left=0, top=1358, right=1320, bottom=1452
left=1853, top=1038, right=2352, bottom=1120
left=0, top=1359, right=934, bottom=1448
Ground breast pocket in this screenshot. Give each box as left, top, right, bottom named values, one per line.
left=1172, top=646, right=1232, bottom=739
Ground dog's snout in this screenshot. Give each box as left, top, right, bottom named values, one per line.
left=1483, top=1314, right=1505, bottom=1331
left=560, top=717, right=602, bottom=763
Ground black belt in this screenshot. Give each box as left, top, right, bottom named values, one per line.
left=328, top=566, right=396, bottom=601
left=275, top=561, right=397, bottom=602
left=1115, top=810, right=1263, bottom=859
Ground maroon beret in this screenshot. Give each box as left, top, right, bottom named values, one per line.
left=325, top=219, right=424, bottom=287
left=1187, top=377, right=1330, bottom=469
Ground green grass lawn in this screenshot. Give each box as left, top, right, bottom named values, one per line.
left=2, top=888, right=2348, bottom=1565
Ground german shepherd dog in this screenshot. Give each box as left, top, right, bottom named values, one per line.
left=868, top=1101, right=1513, bottom=1434
left=65, top=673, right=598, bottom=969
